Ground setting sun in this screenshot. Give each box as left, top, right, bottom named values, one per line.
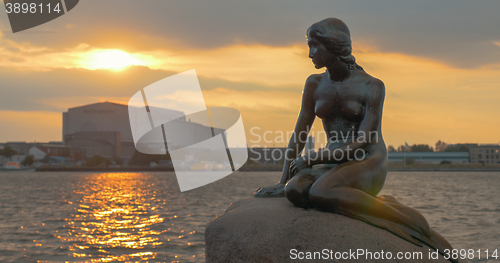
left=79, top=49, right=147, bottom=71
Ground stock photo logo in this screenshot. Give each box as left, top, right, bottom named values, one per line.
left=128, top=70, right=248, bottom=192
left=4, top=0, right=79, bottom=33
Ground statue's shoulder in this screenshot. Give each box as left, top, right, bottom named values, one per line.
left=354, top=71, right=385, bottom=94
left=355, top=70, right=384, bottom=86
left=371, top=76, right=385, bottom=90
left=304, top=73, right=324, bottom=92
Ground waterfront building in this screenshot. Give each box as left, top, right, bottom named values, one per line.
left=29, top=144, right=86, bottom=162
left=64, top=132, right=120, bottom=160
left=62, top=101, right=220, bottom=164
left=0, top=141, right=63, bottom=156
left=469, top=144, right=500, bottom=164
left=62, top=101, right=185, bottom=142
left=387, top=152, right=469, bottom=164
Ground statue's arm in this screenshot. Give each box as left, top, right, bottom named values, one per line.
left=307, top=79, right=385, bottom=166
left=278, top=75, right=318, bottom=184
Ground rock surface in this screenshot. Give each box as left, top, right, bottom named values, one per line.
left=205, top=197, right=463, bottom=263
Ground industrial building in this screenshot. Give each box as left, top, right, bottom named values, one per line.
left=469, top=144, right=500, bottom=164
left=62, top=102, right=220, bottom=164
left=62, top=102, right=185, bottom=142
left=64, top=131, right=121, bottom=159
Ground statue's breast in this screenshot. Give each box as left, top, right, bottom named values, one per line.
left=315, top=96, right=364, bottom=123
left=314, top=100, right=332, bottom=120
left=341, top=100, right=364, bottom=122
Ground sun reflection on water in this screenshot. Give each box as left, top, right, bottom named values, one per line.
left=56, top=173, right=166, bottom=262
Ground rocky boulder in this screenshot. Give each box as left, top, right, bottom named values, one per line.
left=205, top=197, right=464, bottom=263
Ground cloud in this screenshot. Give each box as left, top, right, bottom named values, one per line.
left=0, top=29, right=314, bottom=86
left=1, top=0, right=500, bottom=68
left=0, top=66, right=172, bottom=112
left=0, top=64, right=304, bottom=112
left=356, top=49, right=500, bottom=146
left=0, top=65, right=308, bottom=143
left=202, top=87, right=300, bottom=115
left=1, top=1, right=500, bottom=146
left=0, top=38, right=161, bottom=71
left=1, top=44, right=500, bottom=145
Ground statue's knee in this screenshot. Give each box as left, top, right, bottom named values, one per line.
left=308, top=184, right=343, bottom=210
left=284, top=180, right=303, bottom=202
left=285, top=179, right=310, bottom=208
left=308, top=184, right=325, bottom=205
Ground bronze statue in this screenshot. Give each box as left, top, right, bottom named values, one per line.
left=255, top=18, right=456, bottom=260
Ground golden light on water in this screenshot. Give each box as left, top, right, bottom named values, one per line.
left=56, top=173, right=168, bottom=262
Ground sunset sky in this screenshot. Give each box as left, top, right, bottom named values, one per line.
left=0, top=0, right=499, bottom=148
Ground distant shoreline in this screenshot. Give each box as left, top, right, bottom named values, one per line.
left=36, top=167, right=175, bottom=172
left=387, top=167, right=500, bottom=172
left=34, top=167, right=500, bottom=172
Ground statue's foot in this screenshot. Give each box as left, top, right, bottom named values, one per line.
left=254, top=183, right=285, bottom=198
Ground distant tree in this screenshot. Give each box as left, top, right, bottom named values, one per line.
left=0, top=146, right=18, bottom=160
left=445, top=144, right=470, bottom=152
left=387, top=145, right=396, bottom=152
left=435, top=140, right=448, bottom=152
left=128, top=150, right=170, bottom=167
left=84, top=155, right=112, bottom=167
left=21, top=155, right=34, bottom=167
left=397, top=145, right=410, bottom=152
left=410, top=144, right=434, bottom=152
left=440, top=160, right=452, bottom=165
left=405, top=158, right=415, bottom=165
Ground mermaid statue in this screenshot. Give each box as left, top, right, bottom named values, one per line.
left=254, top=17, right=456, bottom=261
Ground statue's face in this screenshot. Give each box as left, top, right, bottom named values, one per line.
left=307, top=35, right=337, bottom=69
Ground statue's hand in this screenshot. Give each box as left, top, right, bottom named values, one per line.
left=290, top=156, right=311, bottom=177
left=254, top=183, right=285, bottom=198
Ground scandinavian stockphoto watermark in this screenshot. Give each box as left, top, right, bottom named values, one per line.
left=248, top=127, right=379, bottom=164
left=128, top=70, right=248, bottom=192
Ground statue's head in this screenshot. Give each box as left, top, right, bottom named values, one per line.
left=307, top=18, right=356, bottom=67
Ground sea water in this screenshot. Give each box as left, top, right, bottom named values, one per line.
left=0, top=171, right=498, bottom=262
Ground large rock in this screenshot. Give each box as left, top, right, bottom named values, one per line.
left=206, top=198, right=462, bottom=263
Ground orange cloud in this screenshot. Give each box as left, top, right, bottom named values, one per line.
left=0, top=36, right=315, bottom=86
left=356, top=49, right=500, bottom=147
left=200, top=46, right=500, bottom=148
left=1, top=35, right=499, bottom=147
left=37, top=96, right=131, bottom=111
left=144, top=44, right=314, bottom=87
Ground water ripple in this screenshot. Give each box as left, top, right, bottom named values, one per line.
left=0, top=171, right=499, bottom=262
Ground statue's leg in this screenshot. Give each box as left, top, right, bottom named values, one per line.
left=284, top=168, right=316, bottom=208
left=376, top=195, right=455, bottom=255
left=307, top=154, right=432, bottom=246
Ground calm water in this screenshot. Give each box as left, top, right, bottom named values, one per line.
left=0, top=171, right=499, bottom=262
